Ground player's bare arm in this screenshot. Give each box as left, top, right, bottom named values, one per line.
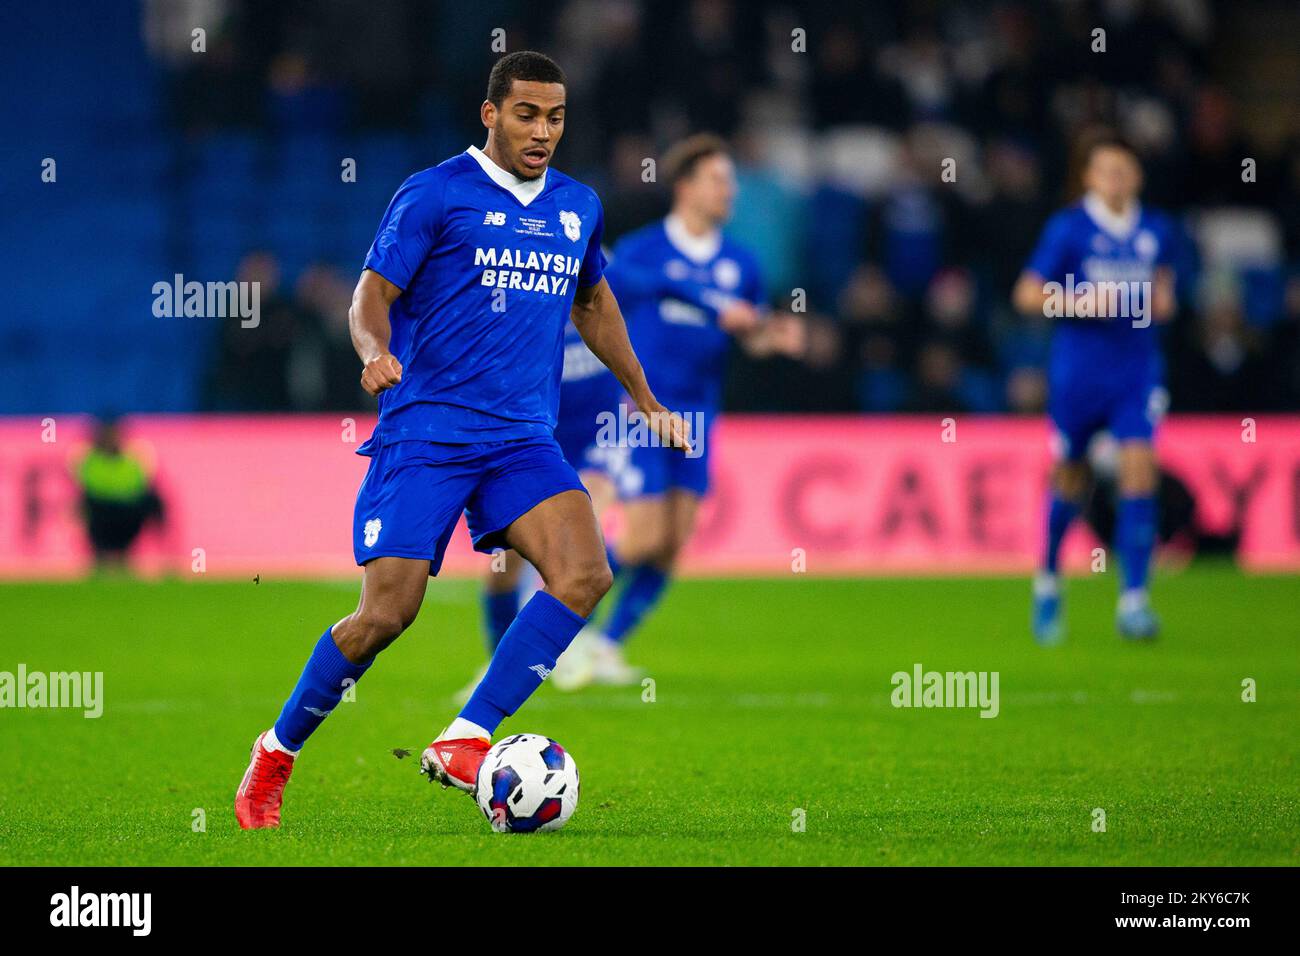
left=1012, top=271, right=1102, bottom=319
left=570, top=276, right=692, bottom=453
left=1012, top=271, right=1049, bottom=316
left=349, top=269, right=404, bottom=395
left=1152, top=265, right=1176, bottom=322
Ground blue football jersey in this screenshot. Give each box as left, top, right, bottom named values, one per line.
left=1025, top=195, right=1176, bottom=387
left=559, top=318, right=621, bottom=423
left=360, top=146, right=607, bottom=446
left=605, top=215, right=765, bottom=412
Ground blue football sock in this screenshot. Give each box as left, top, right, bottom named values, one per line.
left=482, top=589, right=518, bottom=653
left=1044, top=495, right=1081, bottom=575
left=273, top=628, right=372, bottom=751
left=1116, top=494, right=1156, bottom=592
left=603, top=564, right=669, bottom=644
left=459, top=591, right=587, bottom=734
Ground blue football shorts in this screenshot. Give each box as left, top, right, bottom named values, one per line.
left=1049, top=378, right=1168, bottom=461
left=351, top=434, right=587, bottom=575
left=616, top=409, right=713, bottom=500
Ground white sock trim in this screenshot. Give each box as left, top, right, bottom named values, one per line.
left=1119, top=589, right=1149, bottom=614
left=263, top=727, right=299, bottom=757
left=1033, top=572, right=1060, bottom=598
left=443, top=717, right=491, bottom=742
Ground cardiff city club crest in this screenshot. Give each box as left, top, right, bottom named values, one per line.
left=559, top=210, right=582, bottom=242
left=363, top=518, right=382, bottom=548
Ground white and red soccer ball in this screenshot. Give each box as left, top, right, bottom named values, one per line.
left=474, top=733, right=580, bottom=833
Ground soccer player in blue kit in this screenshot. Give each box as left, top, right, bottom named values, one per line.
left=1013, top=134, right=1177, bottom=645
left=553, top=134, right=803, bottom=687
left=235, top=52, right=689, bottom=829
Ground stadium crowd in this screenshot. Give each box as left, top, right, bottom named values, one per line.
left=148, top=0, right=1299, bottom=416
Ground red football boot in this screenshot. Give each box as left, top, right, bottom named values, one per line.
left=235, top=731, right=296, bottom=829
left=420, top=731, right=491, bottom=793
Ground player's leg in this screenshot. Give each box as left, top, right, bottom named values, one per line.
left=579, top=468, right=619, bottom=599
left=608, top=490, right=695, bottom=643
left=563, top=494, right=665, bottom=685
left=425, top=490, right=609, bottom=790
left=582, top=468, right=618, bottom=523
left=505, top=488, right=613, bottom=615
left=591, top=488, right=698, bottom=684
left=1045, top=459, right=1090, bottom=575
left=666, top=488, right=700, bottom=560
left=454, top=549, right=526, bottom=706
left=602, top=495, right=672, bottom=636
left=1033, top=423, right=1092, bottom=645
left=480, top=479, right=586, bottom=664
left=559, top=407, right=624, bottom=578
left=305, top=556, right=430, bottom=713
left=236, top=556, right=429, bottom=829
left=481, top=548, right=524, bottom=653
left=1113, top=439, right=1160, bottom=638
left=238, top=440, right=471, bottom=827
left=603, top=429, right=707, bottom=642
left=474, top=487, right=610, bottom=710
left=546, top=466, right=619, bottom=690
left=1110, top=384, right=1164, bottom=639
left=600, top=424, right=699, bottom=643
left=422, top=438, right=609, bottom=791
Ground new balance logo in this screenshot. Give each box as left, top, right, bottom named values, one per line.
left=303, top=705, right=332, bottom=718
left=529, top=663, right=552, bottom=680
left=483, top=211, right=507, bottom=226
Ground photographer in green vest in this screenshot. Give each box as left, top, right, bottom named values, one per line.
left=75, top=417, right=165, bottom=570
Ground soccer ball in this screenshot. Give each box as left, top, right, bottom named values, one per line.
left=474, top=733, right=580, bottom=833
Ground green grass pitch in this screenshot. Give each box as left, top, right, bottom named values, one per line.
left=1, top=564, right=1296, bottom=866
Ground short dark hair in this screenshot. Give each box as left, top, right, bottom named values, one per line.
left=1065, top=128, right=1140, bottom=200
left=486, top=51, right=566, bottom=107
left=662, top=133, right=730, bottom=188
left=1082, top=130, right=1138, bottom=164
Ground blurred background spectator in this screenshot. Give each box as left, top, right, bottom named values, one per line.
left=3, top=0, right=1297, bottom=417
left=74, top=418, right=167, bottom=570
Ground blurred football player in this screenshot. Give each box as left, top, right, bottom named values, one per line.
left=1013, top=133, right=1177, bottom=644
left=553, top=134, right=803, bottom=687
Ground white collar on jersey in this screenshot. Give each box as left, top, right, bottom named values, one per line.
left=1082, top=191, right=1141, bottom=241
left=664, top=213, right=722, bottom=264
left=467, top=144, right=548, bottom=206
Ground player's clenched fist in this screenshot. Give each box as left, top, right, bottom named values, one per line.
left=361, top=353, right=403, bottom=396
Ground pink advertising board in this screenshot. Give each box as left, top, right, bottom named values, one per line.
left=1, top=415, right=1297, bottom=578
